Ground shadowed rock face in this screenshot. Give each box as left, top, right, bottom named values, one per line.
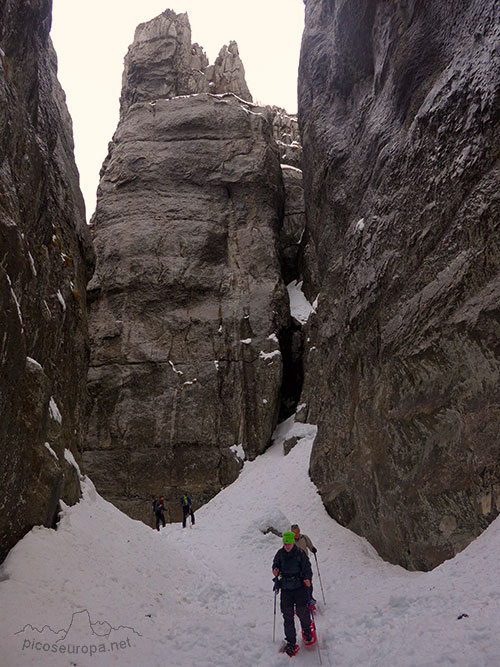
left=280, top=165, right=305, bottom=285
left=0, top=0, right=95, bottom=562
left=85, top=11, right=287, bottom=524
left=271, top=107, right=305, bottom=284
left=299, top=0, right=500, bottom=570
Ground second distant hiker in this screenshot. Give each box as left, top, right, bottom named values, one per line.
left=291, top=523, right=317, bottom=604
left=180, top=493, right=195, bottom=528
left=291, top=523, right=317, bottom=557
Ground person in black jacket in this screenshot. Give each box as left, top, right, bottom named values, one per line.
left=272, top=531, right=313, bottom=656
left=152, top=496, right=167, bottom=531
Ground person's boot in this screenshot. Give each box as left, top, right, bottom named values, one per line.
left=285, top=642, right=299, bottom=657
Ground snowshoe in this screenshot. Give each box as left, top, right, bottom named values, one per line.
left=302, top=621, right=316, bottom=646
left=285, top=642, right=299, bottom=657
left=279, top=641, right=299, bottom=657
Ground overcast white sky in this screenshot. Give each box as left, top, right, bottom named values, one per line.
left=50, top=1, right=305, bottom=220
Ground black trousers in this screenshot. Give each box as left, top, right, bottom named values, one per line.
left=155, top=512, right=166, bottom=530
left=280, top=586, right=311, bottom=644
left=182, top=505, right=195, bottom=527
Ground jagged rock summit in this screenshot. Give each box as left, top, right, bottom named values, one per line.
left=85, top=10, right=291, bottom=524
left=119, top=9, right=252, bottom=119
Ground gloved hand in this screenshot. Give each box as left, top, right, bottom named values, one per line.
left=273, top=576, right=281, bottom=591
left=311, top=547, right=317, bottom=554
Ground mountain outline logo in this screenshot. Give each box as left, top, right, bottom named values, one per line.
left=15, top=608, right=142, bottom=640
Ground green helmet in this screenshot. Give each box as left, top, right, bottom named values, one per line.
left=282, top=531, right=295, bottom=544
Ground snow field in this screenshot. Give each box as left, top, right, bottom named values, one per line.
left=1, top=416, right=500, bottom=665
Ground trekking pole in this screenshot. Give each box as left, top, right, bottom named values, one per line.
left=307, top=586, right=323, bottom=666
left=272, top=576, right=281, bottom=642
left=273, top=587, right=277, bottom=642
left=313, top=553, right=326, bottom=605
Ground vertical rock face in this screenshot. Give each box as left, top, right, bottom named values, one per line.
left=86, top=11, right=287, bottom=523
left=269, top=107, right=305, bottom=290
left=0, top=0, right=95, bottom=562
left=119, top=10, right=208, bottom=118
left=298, top=0, right=500, bottom=569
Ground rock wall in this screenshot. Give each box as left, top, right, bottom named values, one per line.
left=0, top=0, right=95, bottom=562
left=298, top=0, right=500, bottom=570
left=85, top=10, right=287, bottom=524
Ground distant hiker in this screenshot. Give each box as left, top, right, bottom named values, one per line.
left=272, top=531, right=313, bottom=657
left=291, top=524, right=317, bottom=557
left=180, top=493, right=195, bottom=528
left=152, top=496, right=167, bottom=531
left=291, top=523, right=317, bottom=604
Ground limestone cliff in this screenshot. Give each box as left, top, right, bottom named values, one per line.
left=85, top=11, right=287, bottom=524
left=298, top=0, right=500, bottom=569
left=0, top=0, right=95, bottom=562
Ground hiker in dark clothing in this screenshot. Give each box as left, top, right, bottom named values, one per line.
left=152, top=496, right=167, bottom=531
left=180, top=493, right=195, bottom=528
left=272, top=531, right=313, bottom=656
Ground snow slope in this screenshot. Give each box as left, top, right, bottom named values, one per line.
left=2, top=416, right=500, bottom=666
